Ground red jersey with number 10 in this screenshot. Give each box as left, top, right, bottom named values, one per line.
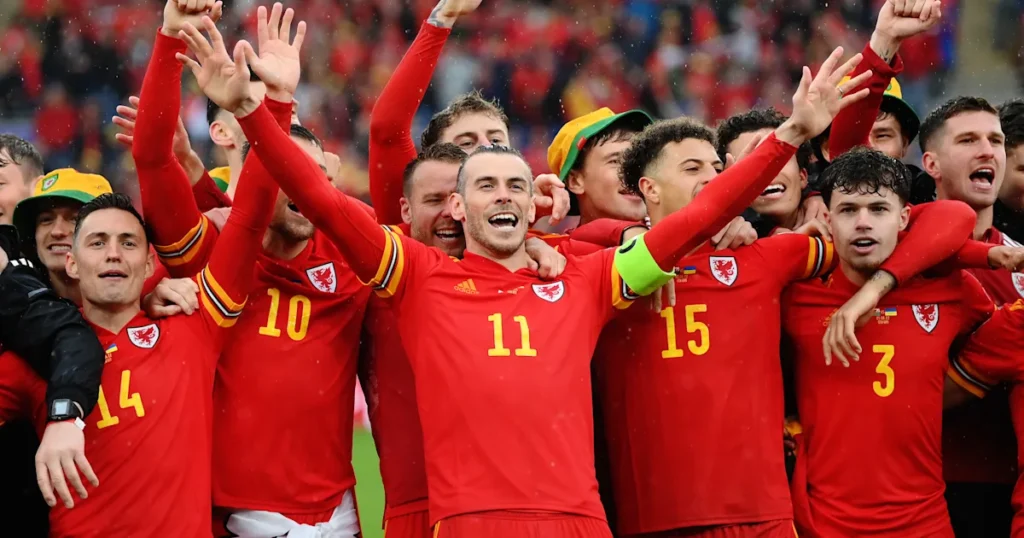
left=371, top=229, right=635, bottom=524
left=594, top=234, right=833, bottom=534
left=783, top=270, right=993, bottom=538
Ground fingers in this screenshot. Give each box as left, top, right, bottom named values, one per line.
left=666, top=279, right=676, bottom=307
left=838, top=87, right=871, bottom=109
left=35, top=460, right=56, bottom=507
left=816, top=46, right=845, bottom=86
left=293, top=20, right=307, bottom=51
left=527, top=256, right=539, bottom=272
left=711, top=224, right=728, bottom=246
left=827, top=52, right=863, bottom=88
left=840, top=316, right=861, bottom=361
left=232, top=41, right=250, bottom=74
left=162, top=287, right=196, bottom=315
left=179, top=22, right=212, bottom=60
left=257, top=5, right=270, bottom=46
left=724, top=153, right=735, bottom=169
left=111, top=115, right=135, bottom=131
left=822, top=320, right=833, bottom=366
left=911, top=0, right=928, bottom=18
left=114, top=133, right=134, bottom=148
left=174, top=52, right=203, bottom=78
left=836, top=67, right=871, bottom=96
left=61, top=454, right=87, bottom=502
left=75, top=452, right=99, bottom=488
left=281, top=8, right=294, bottom=44
left=115, top=104, right=138, bottom=120
left=48, top=458, right=74, bottom=508
left=241, top=40, right=261, bottom=72
left=268, top=2, right=283, bottom=41
left=152, top=305, right=185, bottom=318
left=129, top=95, right=140, bottom=107
left=210, top=0, right=224, bottom=22
left=893, top=0, right=906, bottom=16
left=650, top=286, right=663, bottom=313
left=201, top=15, right=225, bottom=55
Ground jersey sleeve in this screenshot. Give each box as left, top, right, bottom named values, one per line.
left=826, top=42, right=904, bottom=159
left=880, top=200, right=976, bottom=285
left=949, top=299, right=1024, bottom=398
left=193, top=169, right=233, bottom=212
left=569, top=219, right=645, bottom=248
left=194, top=98, right=292, bottom=336
left=755, top=233, right=836, bottom=284
left=368, top=21, right=451, bottom=225
left=0, top=352, right=47, bottom=427
left=578, top=248, right=640, bottom=321
left=958, top=271, right=997, bottom=333
left=644, top=133, right=798, bottom=270
left=132, top=30, right=218, bottom=278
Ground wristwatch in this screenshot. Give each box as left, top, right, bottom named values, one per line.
left=48, top=398, right=85, bottom=423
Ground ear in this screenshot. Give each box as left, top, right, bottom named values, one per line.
left=799, top=168, right=808, bottom=189
left=921, top=151, right=941, bottom=181
left=65, top=251, right=79, bottom=281
left=820, top=138, right=831, bottom=162
left=566, top=170, right=585, bottom=197
left=209, top=120, right=236, bottom=148
left=145, top=250, right=155, bottom=280
left=449, top=192, right=467, bottom=223
left=898, top=203, right=911, bottom=231
left=526, top=193, right=537, bottom=225
left=399, top=197, right=413, bottom=225
left=638, top=176, right=659, bottom=205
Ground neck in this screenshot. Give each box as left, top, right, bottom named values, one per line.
left=838, top=260, right=872, bottom=287
left=49, top=270, right=82, bottom=305
left=775, top=209, right=801, bottom=231
left=83, top=300, right=141, bottom=335
left=466, top=241, right=531, bottom=272
left=647, top=204, right=669, bottom=227
left=262, top=229, right=308, bottom=260
left=225, top=150, right=244, bottom=199
left=974, top=205, right=994, bottom=240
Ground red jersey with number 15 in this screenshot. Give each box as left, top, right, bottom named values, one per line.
left=783, top=270, right=993, bottom=538
left=369, top=229, right=636, bottom=525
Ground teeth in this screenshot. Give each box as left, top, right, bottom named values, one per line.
left=761, top=185, right=785, bottom=195
left=488, top=213, right=518, bottom=228
left=49, top=245, right=70, bottom=252
left=436, top=230, right=460, bottom=238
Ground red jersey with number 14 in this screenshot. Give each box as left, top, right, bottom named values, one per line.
left=783, top=270, right=993, bottom=538
left=370, top=229, right=635, bottom=524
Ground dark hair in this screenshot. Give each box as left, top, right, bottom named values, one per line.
left=919, top=96, right=998, bottom=152
left=242, top=124, right=322, bottom=162
left=999, top=98, right=1024, bottom=150
left=819, top=147, right=912, bottom=207
left=620, top=117, right=716, bottom=197
left=206, top=71, right=264, bottom=126
left=0, top=134, right=44, bottom=181
left=403, top=143, right=468, bottom=196
left=420, top=90, right=510, bottom=149
left=73, top=193, right=151, bottom=245
left=570, top=128, right=641, bottom=176
left=456, top=145, right=531, bottom=195
left=716, top=108, right=811, bottom=172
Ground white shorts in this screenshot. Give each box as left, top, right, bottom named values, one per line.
left=225, top=489, right=360, bottom=538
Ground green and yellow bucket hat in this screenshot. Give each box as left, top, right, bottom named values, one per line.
left=13, top=168, right=113, bottom=244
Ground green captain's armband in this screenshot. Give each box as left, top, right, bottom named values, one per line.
left=613, top=232, right=676, bottom=296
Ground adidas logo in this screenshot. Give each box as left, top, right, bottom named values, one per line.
left=454, top=279, right=479, bottom=294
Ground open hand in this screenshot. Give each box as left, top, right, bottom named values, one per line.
left=176, top=17, right=257, bottom=116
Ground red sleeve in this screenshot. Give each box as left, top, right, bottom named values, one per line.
left=368, top=22, right=451, bottom=225
left=757, top=234, right=837, bottom=283
left=827, top=43, right=904, bottom=158
left=133, top=31, right=218, bottom=278
left=238, top=102, right=417, bottom=299
left=949, top=299, right=1024, bottom=398
left=879, top=200, right=975, bottom=284
left=193, top=170, right=233, bottom=212
left=645, top=133, right=798, bottom=269
left=195, top=100, right=291, bottom=333
left=576, top=248, right=639, bottom=321
left=0, top=352, right=46, bottom=426
left=958, top=271, right=997, bottom=333
left=569, top=219, right=644, bottom=248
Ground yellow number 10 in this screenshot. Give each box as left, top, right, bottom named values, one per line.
left=259, top=288, right=312, bottom=341
left=873, top=344, right=895, bottom=397
left=95, top=370, right=145, bottom=430
left=487, top=313, right=537, bottom=357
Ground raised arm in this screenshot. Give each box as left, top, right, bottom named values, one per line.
left=368, top=0, right=480, bottom=224
left=133, top=2, right=225, bottom=277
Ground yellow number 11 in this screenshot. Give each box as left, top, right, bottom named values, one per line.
left=487, top=313, right=537, bottom=357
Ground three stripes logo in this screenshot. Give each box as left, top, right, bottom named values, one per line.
left=454, top=279, right=479, bottom=295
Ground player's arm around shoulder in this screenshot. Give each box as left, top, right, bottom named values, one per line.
left=754, top=232, right=836, bottom=285
left=947, top=299, right=1024, bottom=403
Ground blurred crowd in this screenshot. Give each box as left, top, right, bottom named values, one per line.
left=0, top=0, right=962, bottom=198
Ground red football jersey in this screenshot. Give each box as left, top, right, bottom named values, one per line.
left=0, top=352, right=47, bottom=428
left=594, top=234, right=833, bottom=534
left=360, top=224, right=430, bottom=521
left=949, top=300, right=1024, bottom=537
left=783, top=269, right=993, bottom=538
left=944, top=227, right=1021, bottom=484
left=373, top=230, right=635, bottom=525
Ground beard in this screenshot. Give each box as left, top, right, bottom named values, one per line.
left=269, top=211, right=315, bottom=244
left=465, top=213, right=525, bottom=257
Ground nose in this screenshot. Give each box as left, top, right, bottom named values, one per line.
left=102, top=241, right=124, bottom=261
left=854, top=208, right=874, bottom=230
left=978, top=138, right=996, bottom=160
left=51, top=216, right=74, bottom=238
left=493, top=183, right=512, bottom=205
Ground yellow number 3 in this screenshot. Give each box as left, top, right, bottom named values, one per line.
left=95, top=370, right=145, bottom=430
left=873, top=344, right=895, bottom=397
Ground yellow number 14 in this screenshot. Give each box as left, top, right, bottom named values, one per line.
left=95, top=370, right=145, bottom=430
left=487, top=313, right=537, bottom=357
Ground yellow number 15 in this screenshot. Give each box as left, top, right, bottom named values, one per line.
left=660, top=305, right=710, bottom=358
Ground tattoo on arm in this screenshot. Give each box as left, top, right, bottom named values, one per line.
left=427, top=1, right=454, bottom=29
left=870, top=270, right=898, bottom=293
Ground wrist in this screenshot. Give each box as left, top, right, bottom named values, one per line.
left=265, top=89, right=293, bottom=105
left=774, top=120, right=807, bottom=148
left=159, top=25, right=180, bottom=38
left=233, top=96, right=262, bottom=119
left=427, top=2, right=457, bottom=28
left=869, top=31, right=902, bottom=64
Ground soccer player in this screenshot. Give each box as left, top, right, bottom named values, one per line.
left=590, top=111, right=978, bottom=537
left=0, top=93, right=276, bottom=537
left=235, top=42, right=863, bottom=537
left=0, top=134, right=42, bottom=225
left=147, top=3, right=363, bottom=534
left=920, top=95, right=1018, bottom=536
left=996, top=99, right=1024, bottom=241
left=783, top=148, right=997, bottom=538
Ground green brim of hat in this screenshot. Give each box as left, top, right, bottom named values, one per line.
left=564, top=110, right=655, bottom=216
left=13, top=190, right=94, bottom=247
left=812, top=95, right=920, bottom=165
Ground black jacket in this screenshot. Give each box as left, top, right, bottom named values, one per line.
left=0, top=225, right=104, bottom=417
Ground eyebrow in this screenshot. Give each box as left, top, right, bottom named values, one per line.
left=679, top=158, right=722, bottom=168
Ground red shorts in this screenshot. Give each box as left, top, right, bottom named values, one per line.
left=629, top=519, right=798, bottom=538
left=385, top=510, right=432, bottom=538
left=432, top=511, right=612, bottom=538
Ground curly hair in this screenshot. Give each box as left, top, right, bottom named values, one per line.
left=716, top=108, right=811, bottom=172
left=619, top=118, right=716, bottom=197
left=420, top=90, right=510, bottom=149
left=819, top=147, right=912, bottom=207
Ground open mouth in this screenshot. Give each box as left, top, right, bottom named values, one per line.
left=434, top=227, right=463, bottom=242
left=286, top=201, right=303, bottom=215
left=47, top=243, right=71, bottom=254
left=850, top=238, right=878, bottom=254
left=760, top=184, right=787, bottom=199
left=969, top=167, right=995, bottom=190
left=99, top=269, right=128, bottom=280
left=487, top=212, right=519, bottom=230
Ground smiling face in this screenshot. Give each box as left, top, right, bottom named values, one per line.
left=68, top=208, right=153, bottom=308
left=35, top=199, right=83, bottom=276
left=727, top=127, right=806, bottom=222
left=570, top=132, right=647, bottom=222
left=268, top=135, right=323, bottom=243
left=450, top=151, right=536, bottom=258
left=403, top=160, right=464, bottom=257
left=828, top=186, right=910, bottom=279
left=924, top=110, right=1006, bottom=210
left=641, top=138, right=724, bottom=222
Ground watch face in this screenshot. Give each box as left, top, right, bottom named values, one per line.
left=52, top=400, right=70, bottom=415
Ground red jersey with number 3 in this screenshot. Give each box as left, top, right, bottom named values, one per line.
left=593, top=234, right=833, bottom=534
left=370, top=229, right=636, bottom=524
left=783, top=270, right=993, bottom=538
